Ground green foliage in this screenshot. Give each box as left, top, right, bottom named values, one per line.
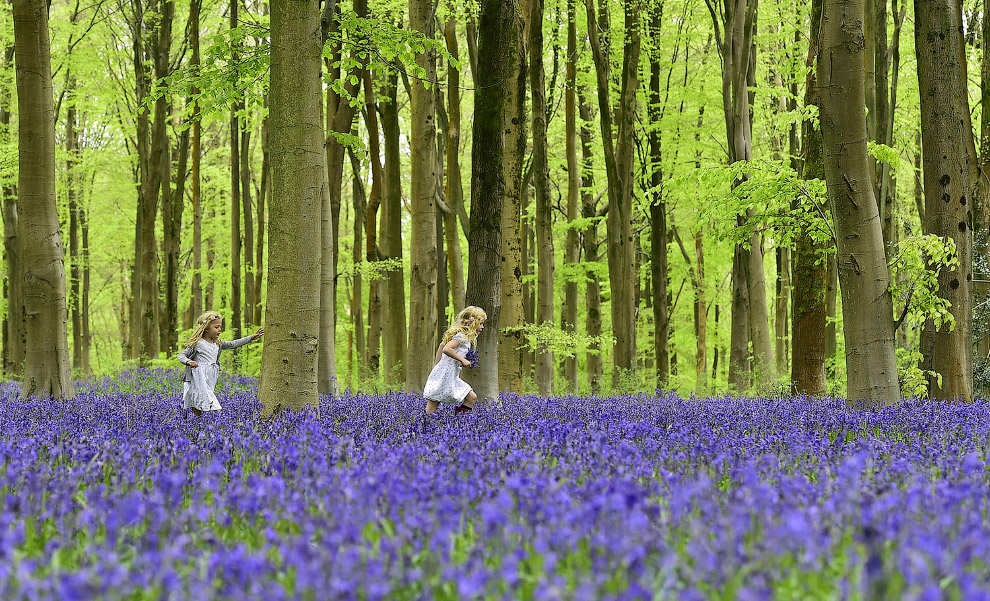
left=506, top=321, right=613, bottom=360
left=889, top=233, right=957, bottom=333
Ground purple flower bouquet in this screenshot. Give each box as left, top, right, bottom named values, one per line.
left=464, top=348, right=480, bottom=368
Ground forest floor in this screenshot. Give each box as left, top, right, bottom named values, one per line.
left=2, top=370, right=989, bottom=599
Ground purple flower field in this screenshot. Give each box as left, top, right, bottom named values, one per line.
left=2, top=369, right=990, bottom=600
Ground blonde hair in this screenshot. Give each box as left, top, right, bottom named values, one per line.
left=441, top=306, right=487, bottom=346
left=184, top=311, right=223, bottom=348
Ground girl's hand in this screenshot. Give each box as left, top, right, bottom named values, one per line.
left=188, top=361, right=199, bottom=368
left=251, top=327, right=264, bottom=341
left=460, top=358, right=471, bottom=368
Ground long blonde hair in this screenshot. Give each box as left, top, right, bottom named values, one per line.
left=440, top=306, right=487, bottom=346
left=184, top=311, right=223, bottom=348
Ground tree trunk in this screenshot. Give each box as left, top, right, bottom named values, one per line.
left=260, top=0, right=324, bottom=414
left=1, top=42, right=22, bottom=376
left=915, top=0, right=974, bottom=401
left=405, top=0, right=439, bottom=393
left=530, top=0, right=554, bottom=396
left=230, top=0, right=243, bottom=352
left=444, top=18, right=467, bottom=311
left=242, top=127, right=255, bottom=328
left=380, top=72, right=406, bottom=386
left=464, top=0, right=516, bottom=402
left=562, top=0, right=580, bottom=393
left=585, top=0, right=640, bottom=385
left=81, top=198, right=91, bottom=374
left=648, top=0, right=669, bottom=390
left=256, top=98, right=269, bottom=326
left=791, top=0, right=827, bottom=396
left=695, top=230, right=707, bottom=391
left=819, top=0, right=900, bottom=406
left=190, top=0, right=203, bottom=324
left=498, top=3, right=527, bottom=394
left=149, top=0, right=172, bottom=359
left=348, top=150, right=366, bottom=377
left=163, top=125, right=188, bottom=355
left=128, top=0, right=147, bottom=360
left=364, top=69, right=383, bottom=377
left=12, top=0, right=74, bottom=398
left=729, top=241, right=751, bottom=390
left=67, top=81, right=82, bottom=372
left=577, top=93, right=603, bottom=393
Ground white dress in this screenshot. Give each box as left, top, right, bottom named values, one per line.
left=182, top=340, right=222, bottom=412
left=423, top=333, right=474, bottom=404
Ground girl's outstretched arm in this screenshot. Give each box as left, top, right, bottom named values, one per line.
left=220, top=328, right=264, bottom=350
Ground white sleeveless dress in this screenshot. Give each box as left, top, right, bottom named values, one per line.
left=423, top=333, right=474, bottom=404
left=182, top=340, right=222, bottom=411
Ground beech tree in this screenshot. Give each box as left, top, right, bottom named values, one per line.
left=12, top=0, right=74, bottom=399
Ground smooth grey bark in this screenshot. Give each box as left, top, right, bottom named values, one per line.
left=562, top=0, right=580, bottom=392
left=819, top=0, right=900, bottom=406
left=12, top=0, right=74, bottom=398
left=380, top=73, right=407, bottom=386
left=260, top=0, right=324, bottom=414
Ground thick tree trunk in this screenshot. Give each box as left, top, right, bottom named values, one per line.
left=444, top=18, right=467, bottom=311
left=820, top=0, right=900, bottom=406
left=586, top=0, right=640, bottom=385
left=12, top=0, right=74, bottom=398
left=380, top=73, right=406, bottom=386
left=577, top=94, right=603, bottom=393
left=648, top=1, right=669, bottom=390
left=530, top=0, right=554, bottom=396
left=405, top=0, right=439, bottom=393
left=728, top=242, right=750, bottom=390
left=791, top=0, right=827, bottom=396
left=915, top=0, right=974, bottom=401
left=562, top=0, right=580, bottom=393
left=498, top=4, right=527, bottom=394
left=148, top=0, right=172, bottom=359
left=464, top=0, right=515, bottom=402
left=128, top=0, right=147, bottom=360
left=260, top=0, right=324, bottom=414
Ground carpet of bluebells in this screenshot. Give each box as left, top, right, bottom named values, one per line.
left=2, top=370, right=990, bottom=600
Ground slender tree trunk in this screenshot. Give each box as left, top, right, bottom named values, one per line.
left=380, top=72, right=406, bottom=386
left=67, top=82, right=82, bottom=372
left=578, top=94, right=603, bottom=393
left=147, top=0, right=172, bottom=359
left=230, top=0, right=243, bottom=351
left=12, top=0, right=74, bottom=398
left=81, top=198, right=91, bottom=374
left=530, top=0, right=554, bottom=396
left=464, top=0, right=515, bottom=402
left=405, top=0, right=439, bottom=393
left=165, top=127, right=189, bottom=354
left=648, top=0, right=669, bottom=390
left=819, top=0, right=900, bottom=406
left=260, top=0, right=324, bottom=414
left=348, top=150, right=366, bottom=375
left=562, top=0, right=580, bottom=393
left=1, top=42, right=21, bottom=376
left=364, top=70, right=383, bottom=377
left=915, top=0, right=974, bottom=401
left=498, top=3, right=527, bottom=394
left=242, top=127, right=255, bottom=328
left=791, top=0, right=827, bottom=396
left=190, top=0, right=203, bottom=323
left=256, top=97, right=269, bottom=326
left=695, top=230, right=707, bottom=391
left=129, top=0, right=147, bottom=360
left=444, top=18, right=467, bottom=311
left=586, top=0, right=640, bottom=385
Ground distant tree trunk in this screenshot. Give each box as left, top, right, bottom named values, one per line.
left=66, top=79, right=82, bottom=372
left=242, top=126, right=255, bottom=328
left=648, top=0, right=669, bottom=390
left=260, top=0, right=324, bottom=414
left=444, top=18, right=466, bottom=311
left=774, top=247, right=789, bottom=376
left=586, top=0, right=640, bottom=384
left=81, top=199, right=91, bottom=374
left=498, top=3, right=527, bottom=394
left=205, top=203, right=215, bottom=310
left=12, top=0, right=74, bottom=398
left=149, top=0, right=173, bottom=358
left=819, top=0, right=900, bottom=406
left=694, top=230, right=707, bottom=391
left=364, top=69, right=383, bottom=377
left=163, top=125, right=189, bottom=355
left=464, top=0, right=515, bottom=402
left=380, top=72, right=406, bottom=386
left=347, top=150, right=366, bottom=376
left=405, top=0, right=439, bottom=393
left=1, top=42, right=21, bottom=376
left=128, top=0, right=147, bottom=360
left=562, top=0, right=580, bottom=392
left=255, top=99, right=269, bottom=326
left=530, top=0, right=554, bottom=396
left=229, top=0, right=243, bottom=352
left=578, top=93, right=603, bottom=393
left=190, top=0, right=203, bottom=324
left=791, top=0, right=827, bottom=396
left=915, top=0, right=974, bottom=401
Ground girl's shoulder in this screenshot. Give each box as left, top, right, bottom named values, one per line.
left=453, top=332, right=470, bottom=342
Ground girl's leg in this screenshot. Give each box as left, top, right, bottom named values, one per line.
left=190, top=407, right=203, bottom=417
left=462, top=390, right=477, bottom=409
left=425, top=400, right=440, bottom=414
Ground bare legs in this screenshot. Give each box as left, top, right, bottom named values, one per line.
left=425, top=400, right=440, bottom=414
left=424, top=390, right=477, bottom=414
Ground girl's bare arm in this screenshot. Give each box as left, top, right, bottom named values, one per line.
left=441, top=338, right=470, bottom=367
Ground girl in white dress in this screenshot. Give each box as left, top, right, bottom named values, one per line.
left=177, top=311, right=263, bottom=415
left=423, top=306, right=486, bottom=414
